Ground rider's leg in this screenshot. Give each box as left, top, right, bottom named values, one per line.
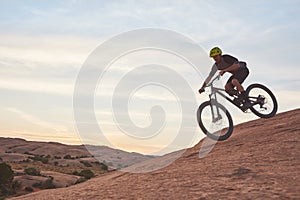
left=231, top=68, right=249, bottom=98
left=231, top=78, right=248, bottom=102
left=225, top=76, right=239, bottom=96
left=231, top=79, right=245, bottom=93
left=231, top=70, right=251, bottom=111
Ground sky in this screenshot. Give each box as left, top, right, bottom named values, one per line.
left=0, top=0, right=300, bottom=155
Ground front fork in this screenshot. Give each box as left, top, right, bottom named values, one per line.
left=209, top=93, right=222, bottom=123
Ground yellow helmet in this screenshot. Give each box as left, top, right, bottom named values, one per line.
left=209, top=47, right=222, bottom=57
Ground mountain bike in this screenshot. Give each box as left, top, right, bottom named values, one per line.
left=197, top=75, right=278, bottom=141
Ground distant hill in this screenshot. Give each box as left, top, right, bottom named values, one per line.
left=0, top=137, right=153, bottom=198
left=10, top=109, right=300, bottom=199
left=0, top=137, right=153, bottom=169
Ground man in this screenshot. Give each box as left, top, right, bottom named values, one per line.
left=199, top=47, right=250, bottom=110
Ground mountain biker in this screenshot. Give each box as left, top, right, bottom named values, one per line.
left=199, top=47, right=250, bottom=109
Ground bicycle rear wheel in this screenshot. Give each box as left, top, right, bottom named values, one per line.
left=246, top=83, right=278, bottom=118
left=197, top=101, right=233, bottom=141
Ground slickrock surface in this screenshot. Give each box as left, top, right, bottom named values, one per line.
left=11, top=109, right=300, bottom=199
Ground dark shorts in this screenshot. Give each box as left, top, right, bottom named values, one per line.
left=226, top=67, right=249, bottom=87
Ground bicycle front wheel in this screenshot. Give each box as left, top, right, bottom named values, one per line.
left=246, top=84, right=278, bottom=118
left=197, top=101, right=233, bottom=141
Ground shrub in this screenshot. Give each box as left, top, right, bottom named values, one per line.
left=24, top=168, right=41, bottom=176
left=75, top=177, right=87, bottom=184
left=32, top=182, right=42, bottom=188
left=12, top=180, right=22, bottom=190
left=0, top=162, right=14, bottom=196
left=80, top=161, right=92, bottom=167
left=21, top=159, right=30, bottom=163
left=42, top=178, right=55, bottom=189
left=79, top=169, right=94, bottom=179
left=41, top=157, right=49, bottom=164
left=72, top=171, right=80, bottom=176
left=64, top=155, right=72, bottom=159
left=91, top=161, right=108, bottom=170
left=0, top=163, right=14, bottom=183
left=99, top=163, right=108, bottom=171
left=25, top=187, right=33, bottom=192
left=28, top=155, right=49, bottom=164
left=23, top=151, right=32, bottom=155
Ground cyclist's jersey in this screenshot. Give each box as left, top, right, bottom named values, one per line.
left=208, top=54, right=247, bottom=78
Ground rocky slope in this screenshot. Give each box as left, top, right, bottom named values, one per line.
left=10, top=109, right=300, bottom=199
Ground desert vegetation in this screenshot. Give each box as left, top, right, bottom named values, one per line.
left=0, top=137, right=152, bottom=199
left=0, top=159, right=16, bottom=199
left=0, top=151, right=108, bottom=198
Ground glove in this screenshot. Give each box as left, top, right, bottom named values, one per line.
left=198, top=88, right=205, bottom=94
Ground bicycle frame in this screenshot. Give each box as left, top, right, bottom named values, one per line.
left=205, top=75, right=268, bottom=119
left=205, top=75, right=244, bottom=122
left=207, top=75, right=241, bottom=109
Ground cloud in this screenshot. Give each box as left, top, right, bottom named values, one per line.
left=5, top=107, right=69, bottom=133
left=0, top=34, right=97, bottom=67
left=0, top=77, right=73, bottom=95
left=0, top=34, right=101, bottom=95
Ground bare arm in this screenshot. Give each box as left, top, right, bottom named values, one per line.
left=199, top=64, right=217, bottom=93
left=199, top=75, right=213, bottom=93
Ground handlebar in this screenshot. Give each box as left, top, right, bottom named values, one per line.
left=199, top=74, right=221, bottom=94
